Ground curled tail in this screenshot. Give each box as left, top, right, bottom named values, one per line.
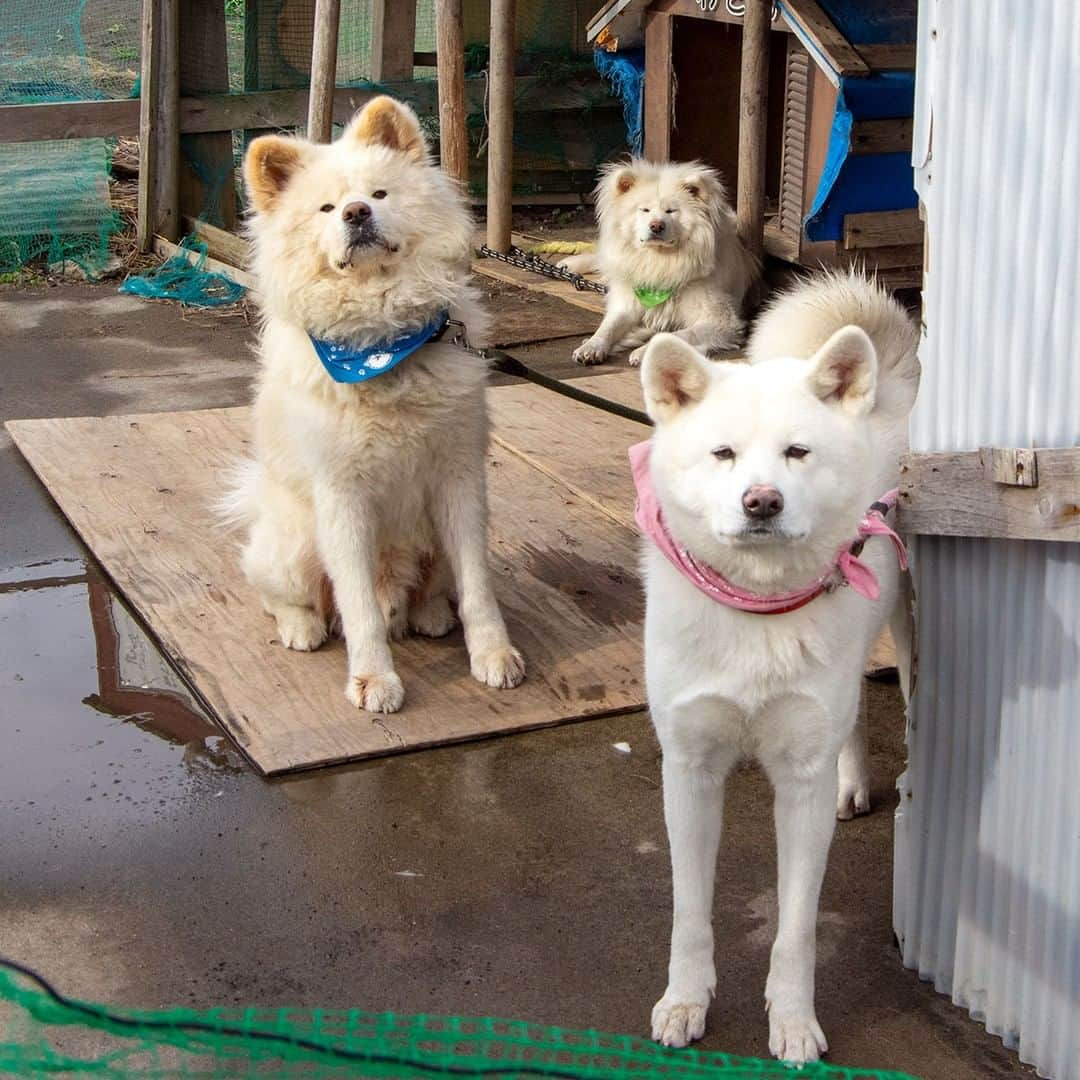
left=747, top=269, right=920, bottom=420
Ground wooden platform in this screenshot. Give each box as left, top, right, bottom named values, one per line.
left=7, top=375, right=650, bottom=776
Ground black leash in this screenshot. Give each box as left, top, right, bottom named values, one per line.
left=487, top=348, right=652, bottom=427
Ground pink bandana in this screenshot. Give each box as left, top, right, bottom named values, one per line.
left=629, top=441, right=908, bottom=615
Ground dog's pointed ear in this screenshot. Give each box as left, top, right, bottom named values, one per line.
left=346, top=96, right=427, bottom=161
left=807, top=326, right=878, bottom=415
left=641, top=334, right=711, bottom=423
left=244, top=135, right=308, bottom=213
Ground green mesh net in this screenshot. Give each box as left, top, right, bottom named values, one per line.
left=0, top=965, right=916, bottom=1080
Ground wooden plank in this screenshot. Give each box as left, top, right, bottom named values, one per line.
left=841, top=242, right=922, bottom=270
left=182, top=216, right=250, bottom=269
left=307, top=0, right=341, bottom=142
left=986, top=447, right=1039, bottom=488
left=152, top=235, right=258, bottom=290
left=856, top=42, right=916, bottom=71
left=898, top=448, right=1080, bottom=543
left=736, top=0, right=772, bottom=255
left=136, top=0, right=160, bottom=252
left=486, top=0, right=516, bottom=252
left=471, top=254, right=607, bottom=315
left=850, top=117, right=913, bottom=156
left=642, top=9, right=673, bottom=163
left=436, top=0, right=468, bottom=184
left=843, top=208, right=922, bottom=250
left=178, top=0, right=238, bottom=230
left=370, top=0, right=417, bottom=82
left=6, top=400, right=646, bottom=775
left=780, top=0, right=869, bottom=76
left=0, top=99, right=140, bottom=142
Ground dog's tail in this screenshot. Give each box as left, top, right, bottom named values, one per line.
left=213, top=457, right=261, bottom=533
left=746, top=269, right=920, bottom=419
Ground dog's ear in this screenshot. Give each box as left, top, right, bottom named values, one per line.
left=346, top=96, right=427, bottom=162
left=681, top=167, right=728, bottom=206
left=244, top=135, right=308, bottom=213
left=641, top=334, right=711, bottom=423
left=807, top=325, right=878, bottom=415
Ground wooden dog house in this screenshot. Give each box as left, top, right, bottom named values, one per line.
left=589, top=0, right=922, bottom=288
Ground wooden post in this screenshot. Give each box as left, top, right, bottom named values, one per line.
left=642, top=9, right=672, bottom=163
left=307, top=0, right=341, bottom=143
left=486, top=0, right=515, bottom=252
left=137, top=0, right=180, bottom=250
left=370, top=0, right=418, bottom=82
left=736, top=0, right=770, bottom=256
left=435, top=0, right=468, bottom=185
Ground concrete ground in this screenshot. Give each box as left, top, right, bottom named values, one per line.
left=0, top=277, right=1033, bottom=1079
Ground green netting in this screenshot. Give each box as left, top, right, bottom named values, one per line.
left=0, top=0, right=136, bottom=274
left=0, top=966, right=916, bottom=1079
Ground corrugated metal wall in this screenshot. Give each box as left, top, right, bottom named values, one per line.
left=895, top=3, right=1080, bottom=1077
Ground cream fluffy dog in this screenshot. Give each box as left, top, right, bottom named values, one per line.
left=572, top=160, right=758, bottom=367
left=224, top=96, right=524, bottom=714
left=636, top=272, right=918, bottom=1062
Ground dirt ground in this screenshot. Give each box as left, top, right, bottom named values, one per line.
left=0, top=271, right=1033, bottom=1080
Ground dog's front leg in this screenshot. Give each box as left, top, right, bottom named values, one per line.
left=431, top=466, right=525, bottom=690
left=759, top=753, right=837, bottom=1064
left=652, top=742, right=738, bottom=1048
left=313, top=481, right=403, bottom=713
left=573, top=308, right=639, bottom=365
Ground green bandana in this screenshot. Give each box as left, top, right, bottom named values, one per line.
left=634, top=285, right=674, bottom=309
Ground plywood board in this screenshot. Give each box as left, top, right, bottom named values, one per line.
left=7, top=401, right=646, bottom=776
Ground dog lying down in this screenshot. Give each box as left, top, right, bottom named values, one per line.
left=220, top=96, right=524, bottom=714
left=569, top=159, right=759, bottom=367
left=635, top=271, right=919, bottom=1062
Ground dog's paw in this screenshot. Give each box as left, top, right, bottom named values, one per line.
left=573, top=339, right=608, bottom=366
left=628, top=345, right=647, bottom=367
left=836, top=777, right=871, bottom=821
left=410, top=595, right=458, bottom=639
left=651, top=993, right=709, bottom=1048
left=346, top=671, right=405, bottom=713
left=767, top=1007, right=827, bottom=1065
left=274, top=607, right=327, bottom=652
left=471, top=646, right=526, bottom=689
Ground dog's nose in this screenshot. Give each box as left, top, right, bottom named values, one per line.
left=648, top=219, right=666, bottom=235
left=742, top=485, right=784, bottom=519
left=342, top=201, right=372, bottom=225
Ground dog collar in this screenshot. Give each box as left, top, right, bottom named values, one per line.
left=629, top=441, right=908, bottom=615
left=308, top=311, right=450, bottom=384
left=634, top=285, right=675, bottom=309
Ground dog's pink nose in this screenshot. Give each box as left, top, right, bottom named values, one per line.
left=342, top=201, right=372, bottom=224
left=742, top=485, right=784, bottom=519
left=648, top=219, right=666, bottom=235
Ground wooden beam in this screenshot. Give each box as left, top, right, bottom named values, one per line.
left=843, top=208, right=922, bottom=250
left=486, top=0, right=516, bottom=252
left=850, top=117, right=913, bottom=156
left=736, top=0, right=771, bottom=256
left=370, top=0, right=417, bottom=82
left=182, top=215, right=250, bottom=267
left=435, top=0, right=468, bottom=184
left=137, top=0, right=180, bottom=251
left=898, top=448, right=1080, bottom=543
left=307, top=0, right=341, bottom=142
left=781, top=0, right=869, bottom=76
left=0, top=99, right=139, bottom=142
left=841, top=242, right=923, bottom=270
left=856, top=42, right=916, bottom=71
left=642, top=9, right=672, bottom=162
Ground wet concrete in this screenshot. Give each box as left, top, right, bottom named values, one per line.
left=0, top=280, right=1034, bottom=1079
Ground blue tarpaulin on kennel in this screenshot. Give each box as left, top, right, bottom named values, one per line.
left=778, top=0, right=918, bottom=243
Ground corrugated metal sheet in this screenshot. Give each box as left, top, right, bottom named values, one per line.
left=895, top=3, right=1080, bottom=1077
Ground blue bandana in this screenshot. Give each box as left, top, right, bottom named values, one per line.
left=308, top=311, right=450, bottom=383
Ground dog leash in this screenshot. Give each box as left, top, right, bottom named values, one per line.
left=445, top=318, right=653, bottom=427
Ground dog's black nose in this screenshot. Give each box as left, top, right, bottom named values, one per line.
left=742, top=485, right=784, bottom=519
left=342, top=201, right=372, bottom=224
left=648, top=219, right=665, bottom=235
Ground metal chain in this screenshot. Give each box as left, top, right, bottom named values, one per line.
left=477, top=244, right=608, bottom=294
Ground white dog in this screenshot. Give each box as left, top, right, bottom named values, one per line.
left=572, top=160, right=757, bottom=367
left=634, top=272, right=918, bottom=1062
left=223, top=96, right=524, bottom=714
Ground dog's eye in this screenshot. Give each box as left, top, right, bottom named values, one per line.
left=640, top=207, right=650, bottom=213
left=785, top=445, right=810, bottom=460
left=665, top=208, right=675, bottom=214
left=319, top=203, right=334, bottom=213
left=712, top=446, right=735, bottom=462
left=372, top=189, right=388, bottom=199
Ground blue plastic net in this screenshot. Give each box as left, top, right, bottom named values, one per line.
left=120, top=235, right=247, bottom=307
